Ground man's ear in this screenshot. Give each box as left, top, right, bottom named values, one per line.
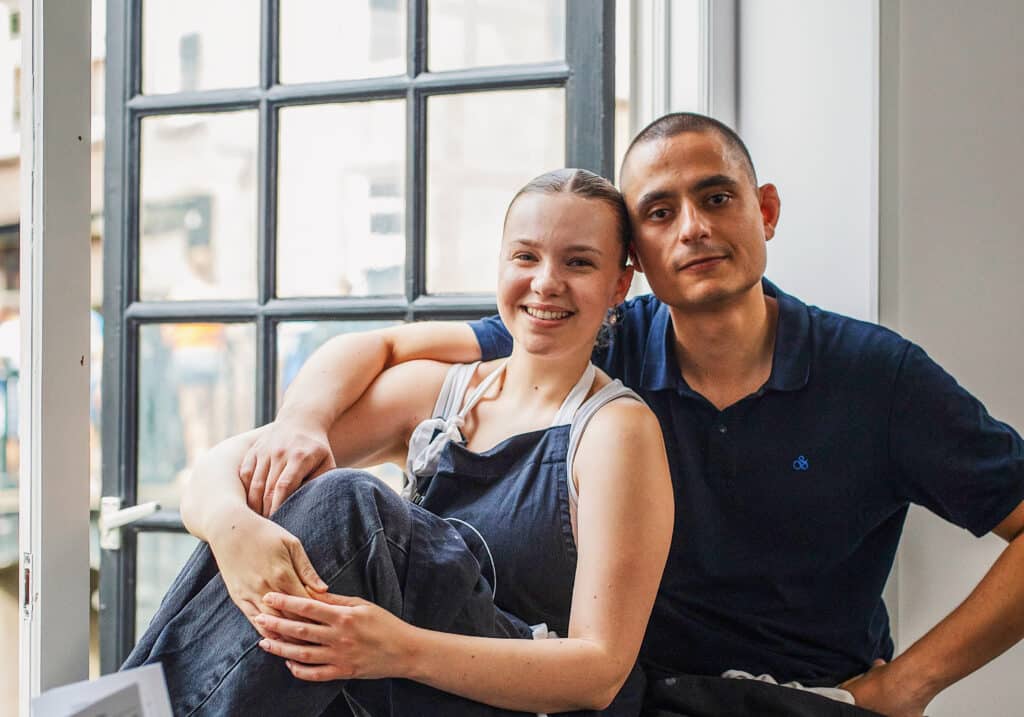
left=758, top=183, right=781, bottom=241
left=627, top=245, right=645, bottom=274
left=613, top=265, right=635, bottom=305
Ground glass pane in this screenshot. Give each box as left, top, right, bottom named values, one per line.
left=277, top=320, right=404, bottom=491
left=135, top=531, right=200, bottom=639
left=278, top=102, right=405, bottom=298
left=138, top=323, right=256, bottom=509
left=280, top=0, right=406, bottom=84
left=142, top=1, right=259, bottom=94
left=429, top=0, right=565, bottom=72
left=140, top=112, right=258, bottom=301
left=427, top=89, right=564, bottom=294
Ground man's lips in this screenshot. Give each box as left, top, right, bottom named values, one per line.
left=678, top=255, right=728, bottom=271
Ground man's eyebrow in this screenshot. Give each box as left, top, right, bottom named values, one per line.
left=636, top=175, right=743, bottom=213
left=635, top=190, right=674, bottom=213
left=692, top=174, right=741, bottom=192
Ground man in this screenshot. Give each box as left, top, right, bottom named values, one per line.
left=239, top=114, right=1024, bottom=716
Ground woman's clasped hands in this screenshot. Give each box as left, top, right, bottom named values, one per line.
left=255, top=592, right=416, bottom=682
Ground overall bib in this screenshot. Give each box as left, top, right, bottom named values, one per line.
left=124, top=362, right=646, bottom=717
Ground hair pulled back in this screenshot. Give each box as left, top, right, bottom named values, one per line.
left=503, top=168, right=631, bottom=266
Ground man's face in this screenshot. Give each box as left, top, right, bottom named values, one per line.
left=620, top=131, right=779, bottom=312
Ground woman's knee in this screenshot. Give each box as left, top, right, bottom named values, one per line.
left=276, top=469, right=410, bottom=544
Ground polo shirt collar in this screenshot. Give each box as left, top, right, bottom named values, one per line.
left=761, top=278, right=811, bottom=392
left=639, top=278, right=812, bottom=394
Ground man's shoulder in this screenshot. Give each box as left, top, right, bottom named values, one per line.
left=802, top=301, right=913, bottom=374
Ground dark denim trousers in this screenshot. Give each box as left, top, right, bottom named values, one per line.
left=125, top=469, right=550, bottom=717
left=641, top=674, right=884, bottom=717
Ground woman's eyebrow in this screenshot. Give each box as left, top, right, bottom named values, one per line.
left=509, top=239, right=603, bottom=255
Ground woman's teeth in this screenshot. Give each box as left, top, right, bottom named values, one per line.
left=524, top=307, right=571, bottom=320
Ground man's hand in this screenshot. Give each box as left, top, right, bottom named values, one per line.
left=208, top=511, right=329, bottom=636
left=239, top=419, right=336, bottom=517
left=842, top=659, right=930, bottom=717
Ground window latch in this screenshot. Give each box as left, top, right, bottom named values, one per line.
left=99, top=497, right=161, bottom=550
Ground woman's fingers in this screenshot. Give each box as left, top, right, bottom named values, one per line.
left=246, top=454, right=271, bottom=514
left=258, top=637, right=331, bottom=665
left=263, top=592, right=337, bottom=623
left=255, top=613, right=331, bottom=644
left=286, top=539, right=329, bottom=593
left=286, top=660, right=342, bottom=682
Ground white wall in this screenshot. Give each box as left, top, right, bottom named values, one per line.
left=879, top=1, right=1024, bottom=714
left=737, top=0, right=878, bottom=321
left=739, top=2, right=1024, bottom=714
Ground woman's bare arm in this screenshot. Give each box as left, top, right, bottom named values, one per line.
left=241, top=323, right=483, bottom=515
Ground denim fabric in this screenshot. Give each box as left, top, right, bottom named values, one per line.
left=125, top=470, right=635, bottom=716
left=641, top=675, right=883, bottom=717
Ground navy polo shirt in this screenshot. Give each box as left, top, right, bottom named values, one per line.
left=470, top=279, right=1024, bottom=684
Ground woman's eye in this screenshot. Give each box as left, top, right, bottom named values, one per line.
left=513, top=252, right=536, bottom=261
left=568, top=258, right=594, bottom=268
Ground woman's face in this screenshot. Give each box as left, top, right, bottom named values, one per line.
left=497, top=192, right=633, bottom=360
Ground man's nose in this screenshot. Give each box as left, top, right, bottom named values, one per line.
left=677, top=203, right=709, bottom=244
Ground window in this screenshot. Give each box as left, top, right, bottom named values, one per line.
left=100, top=0, right=616, bottom=671
left=178, top=33, right=200, bottom=92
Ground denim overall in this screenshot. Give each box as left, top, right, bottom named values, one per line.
left=124, top=362, right=645, bottom=717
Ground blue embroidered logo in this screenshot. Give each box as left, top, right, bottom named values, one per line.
left=792, top=455, right=810, bottom=471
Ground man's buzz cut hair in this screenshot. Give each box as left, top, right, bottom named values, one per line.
left=622, top=112, right=758, bottom=186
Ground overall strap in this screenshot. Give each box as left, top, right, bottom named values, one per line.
left=550, top=363, right=598, bottom=426
left=431, top=361, right=481, bottom=420
left=565, top=380, right=645, bottom=515
left=404, top=362, right=506, bottom=499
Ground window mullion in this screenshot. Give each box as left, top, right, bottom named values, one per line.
left=565, top=0, right=616, bottom=179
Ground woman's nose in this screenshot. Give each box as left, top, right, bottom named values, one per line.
left=530, top=262, right=564, bottom=296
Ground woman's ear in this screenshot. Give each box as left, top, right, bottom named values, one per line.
left=613, top=265, right=635, bottom=305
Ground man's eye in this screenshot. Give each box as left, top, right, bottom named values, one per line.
left=648, top=208, right=671, bottom=220
left=707, top=193, right=731, bottom=207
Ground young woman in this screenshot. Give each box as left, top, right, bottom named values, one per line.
left=124, top=169, right=673, bottom=716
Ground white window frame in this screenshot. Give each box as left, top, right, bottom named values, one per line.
left=17, top=0, right=92, bottom=714
left=629, top=0, right=737, bottom=133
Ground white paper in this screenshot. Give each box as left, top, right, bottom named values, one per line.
left=31, top=663, right=173, bottom=717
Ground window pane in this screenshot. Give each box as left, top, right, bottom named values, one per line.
left=138, top=323, right=255, bottom=510
left=135, top=532, right=200, bottom=639
left=427, top=89, right=564, bottom=294
left=280, top=0, right=407, bottom=84
left=429, top=0, right=565, bottom=72
left=277, top=321, right=404, bottom=491
left=140, top=112, right=258, bottom=301
left=142, top=1, right=259, bottom=94
left=277, top=102, right=405, bottom=298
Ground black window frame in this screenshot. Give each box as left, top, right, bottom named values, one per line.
left=100, top=0, right=615, bottom=672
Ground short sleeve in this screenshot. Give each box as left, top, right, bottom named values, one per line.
left=469, top=315, right=512, bottom=361
left=890, top=343, right=1024, bottom=536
